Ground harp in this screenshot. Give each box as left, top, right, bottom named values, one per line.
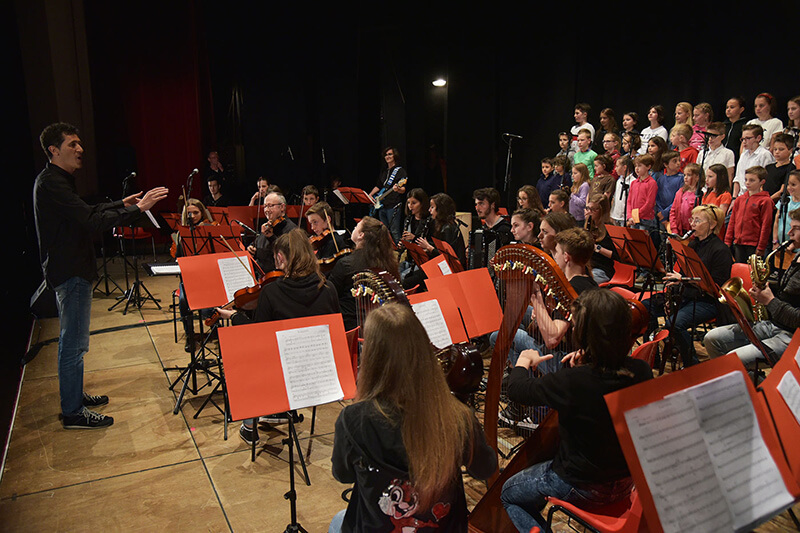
left=469, top=243, right=577, bottom=532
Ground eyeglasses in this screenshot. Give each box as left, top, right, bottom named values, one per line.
left=264, top=203, right=282, bottom=209
left=690, top=217, right=708, bottom=224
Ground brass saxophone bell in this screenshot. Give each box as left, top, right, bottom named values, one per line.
left=719, top=277, right=755, bottom=323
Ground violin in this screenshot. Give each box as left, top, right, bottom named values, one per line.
left=318, top=248, right=353, bottom=273
left=261, top=216, right=285, bottom=237
left=309, top=229, right=332, bottom=249
left=205, top=270, right=284, bottom=327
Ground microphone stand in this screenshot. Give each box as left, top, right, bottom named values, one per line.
left=501, top=134, right=519, bottom=211
left=696, top=131, right=714, bottom=207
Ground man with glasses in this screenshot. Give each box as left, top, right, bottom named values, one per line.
left=247, top=192, right=296, bottom=272
left=732, top=124, right=775, bottom=197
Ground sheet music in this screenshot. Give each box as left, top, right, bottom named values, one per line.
left=276, top=325, right=344, bottom=410
left=144, top=210, right=160, bottom=228
left=333, top=189, right=349, bottom=205
left=411, top=299, right=453, bottom=350
left=217, top=256, right=255, bottom=301
left=686, top=371, right=793, bottom=531
left=625, top=393, right=732, bottom=533
left=438, top=259, right=452, bottom=275
left=150, top=264, right=181, bottom=275
left=777, top=371, right=800, bottom=427
left=625, top=371, right=793, bottom=533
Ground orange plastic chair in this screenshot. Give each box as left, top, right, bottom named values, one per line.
left=730, top=262, right=753, bottom=291
left=546, top=488, right=645, bottom=533
left=599, top=261, right=636, bottom=289
left=631, top=329, right=669, bottom=368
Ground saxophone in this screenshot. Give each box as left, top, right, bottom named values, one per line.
left=747, top=241, right=789, bottom=321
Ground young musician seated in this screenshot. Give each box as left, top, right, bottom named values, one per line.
left=537, top=211, right=575, bottom=256
left=248, top=176, right=270, bottom=206
left=491, top=227, right=597, bottom=382
left=500, top=289, right=653, bottom=533
left=509, top=208, right=541, bottom=246
left=306, top=201, right=348, bottom=261
left=328, top=303, right=497, bottom=532
left=247, top=192, right=297, bottom=273
left=585, top=194, right=619, bottom=284
left=473, top=187, right=513, bottom=264
left=416, top=193, right=467, bottom=267
left=326, top=217, right=400, bottom=331
left=302, top=184, right=319, bottom=206
left=399, top=188, right=433, bottom=289
left=204, top=176, right=227, bottom=207
left=705, top=207, right=800, bottom=365
left=214, top=229, right=340, bottom=445
left=649, top=204, right=732, bottom=367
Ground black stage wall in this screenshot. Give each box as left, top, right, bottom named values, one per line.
left=7, top=0, right=798, bottom=449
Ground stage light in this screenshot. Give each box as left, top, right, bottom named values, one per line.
left=432, top=78, right=447, bottom=87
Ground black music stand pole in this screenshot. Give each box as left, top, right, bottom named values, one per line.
left=283, top=415, right=308, bottom=533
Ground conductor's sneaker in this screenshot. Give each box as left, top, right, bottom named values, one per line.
left=62, top=408, right=114, bottom=429
left=82, top=392, right=109, bottom=408
left=239, top=424, right=259, bottom=446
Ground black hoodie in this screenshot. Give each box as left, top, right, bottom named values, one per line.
left=231, top=273, right=340, bottom=325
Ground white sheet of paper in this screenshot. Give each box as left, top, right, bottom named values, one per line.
left=438, top=259, right=452, bottom=275
left=276, top=324, right=343, bottom=410
left=625, top=393, right=732, bottom=533
left=795, top=343, right=800, bottom=370
left=625, top=371, right=794, bottom=533
left=143, top=210, right=160, bottom=229
left=150, top=264, right=181, bottom=275
left=333, top=189, right=349, bottom=205
left=217, top=256, right=255, bottom=302
left=686, top=371, right=793, bottom=531
left=777, top=371, right=800, bottom=427
left=412, top=299, right=453, bottom=350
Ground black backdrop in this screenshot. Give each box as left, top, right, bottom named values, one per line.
left=6, top=0, right=798, bottom=445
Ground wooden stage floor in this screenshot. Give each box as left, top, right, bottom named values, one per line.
left=1, top=254, right=797, bottom=532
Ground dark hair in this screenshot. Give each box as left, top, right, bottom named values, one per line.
left=549, top=188, right=569, bottom=206
left=274, top=229, right=325, bottom=286
left=623, top=111, right=639, bottom=128
left=40, top=122, right=79, bottom=160
left=302, top=185, right=319, bottom=198
left=357, top=217, right=400, bottom=279
left=555, top=227, right=594, bottom=265
left=728, top=96, right=746, bottom=109
left=706, top=121, right=726, bottom=135
left=594, top=154, right=614, bottom=173
left=742, top=123, right=764, bottom=139
left=745, top=166, right=768, bottom=182
left=541, top=157, right=554, bottom=166
left=647, top=137, right=669, bottom=172
left=623, top=132, right=641, bottom=153
left=600, top=108, right=618, bottom=132
left=543, top=211, right=575, bottom=233
left=382, top=146, right=401, bottom=163
left=473, top=187, right=501, bottom=214
left=755, top=92, right=778, bottom=117
left=706, top=164, right=731, bottom=195
left=553, top=155, right=571, bottom=173
left=430, top=193, right=457, bottom=232
left=571, top=289, right=633, bottom=370
left=772, top=133, right=794, bottom=149
left=575, top=102, right=591, bottom=115
left=649, top=105, right=665, bottom=125
left=405, top=188, right=430, bottom=216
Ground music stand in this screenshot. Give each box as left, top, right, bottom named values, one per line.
left=431, top=237, right=464, bottom=272
left=219, top=313, right=356, bottom=532
left=605, top=224, right=666, bottom=300
left=108, top=211, right=164, bottom=314
left=169, top=251, right=257, bottom=420
left=335, top=187, right=373, bottom=232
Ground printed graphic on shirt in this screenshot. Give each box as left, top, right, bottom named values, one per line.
left=378, top=478, right=450, bottom=531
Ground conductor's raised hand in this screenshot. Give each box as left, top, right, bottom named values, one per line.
left=136, top=187, right=169, bottom=211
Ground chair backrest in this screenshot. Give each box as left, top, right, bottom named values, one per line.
left=631, top=329, right=669, bottom=368
left=609, top=286, right=636, bottom=300
left=730, top=262, right=753, bottom=291
left=600, top=261, right=636, bottom=288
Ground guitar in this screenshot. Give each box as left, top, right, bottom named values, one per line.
left=370, top=177, right=407, bottom=215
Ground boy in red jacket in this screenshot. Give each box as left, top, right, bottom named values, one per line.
left=725, top=166, right=774, bottom=263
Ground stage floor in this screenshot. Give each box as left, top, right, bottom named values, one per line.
left=1, top=254, right=797, bottom=532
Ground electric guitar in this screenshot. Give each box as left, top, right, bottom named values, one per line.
left=370, top=177, right=407, bottom=215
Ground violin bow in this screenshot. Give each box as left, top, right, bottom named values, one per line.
left=219, top=235, right=259, bottom=284
left=325, top=210, right=340, bottom=253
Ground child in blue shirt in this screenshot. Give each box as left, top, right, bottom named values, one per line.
left=536, top=157, right=563, bottom=207
left=655, top=151, right=684, bottom=231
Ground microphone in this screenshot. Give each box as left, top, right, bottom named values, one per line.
left=123, top=171, right=137, bottom=180
left=287, top=146, right=294, bottom=161
left=503, top=133, right=523, bottom=139
left=681, top=229, right=695, bottom=239
left=188, top=168, right=199, bottom=178
left=697, top=130, right=717, bottom=138
left=232, top=220, right=258, bottom=235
